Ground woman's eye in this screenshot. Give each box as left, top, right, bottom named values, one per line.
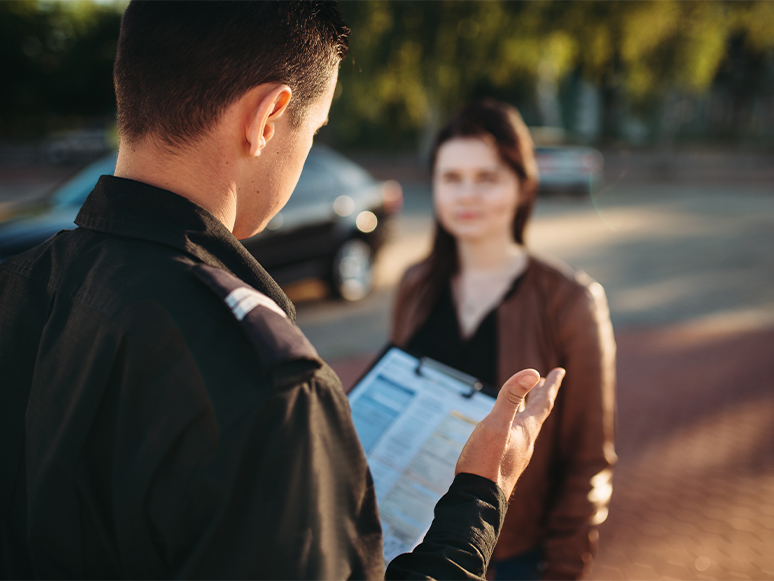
left=478, top=173, right=498, bottom=184
left=442, top=174, right=461, bottom=184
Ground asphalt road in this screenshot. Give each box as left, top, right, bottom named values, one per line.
left=293, top=181, right=774, bottom=361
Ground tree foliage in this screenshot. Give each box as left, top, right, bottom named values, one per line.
left=2, top=1, right=773, bottom=147
left=0, top=1, right=122, bottom=135
left=332, top=1, right=774, bottom=148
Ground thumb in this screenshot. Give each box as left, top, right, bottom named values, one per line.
left=487, top=368, right=541, bottom=428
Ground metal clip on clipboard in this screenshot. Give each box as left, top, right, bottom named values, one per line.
left=415, top=357, right=483, bottom=398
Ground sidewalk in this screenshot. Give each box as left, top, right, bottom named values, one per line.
left=329, top=319, right=774, bottom=580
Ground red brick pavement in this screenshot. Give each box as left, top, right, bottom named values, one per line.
left=330, top=322, right=774, bottom=580
left=590, top=323, right=774, bottom=581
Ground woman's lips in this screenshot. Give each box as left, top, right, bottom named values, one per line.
left=457, top=211, right=479, bottom=220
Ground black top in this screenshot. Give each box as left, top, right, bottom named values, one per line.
left=406, top=277, right=524, bottom=388
left=0, top=176, right=506, bottom=580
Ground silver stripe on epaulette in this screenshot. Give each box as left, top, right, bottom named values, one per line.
left=224, top=287, right=287, bottom=321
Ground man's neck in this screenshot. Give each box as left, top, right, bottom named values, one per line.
left=114, top=137, right=239, bottom=233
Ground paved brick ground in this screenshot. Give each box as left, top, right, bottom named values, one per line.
left=330, top=321, right=774, bottom=580
left=590, top=322, right=774, bottom=581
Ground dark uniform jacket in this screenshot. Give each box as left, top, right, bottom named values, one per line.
left=0, top=176, right=506, bottom=580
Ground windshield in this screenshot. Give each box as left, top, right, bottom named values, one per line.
left=51, top=152, right=117, bottom=208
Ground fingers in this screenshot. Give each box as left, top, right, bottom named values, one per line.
left=487, top=368, right=540, bottom=428
left=522, top=367, right=565, bottom=423
left=455, top=367, right=565, bottom=496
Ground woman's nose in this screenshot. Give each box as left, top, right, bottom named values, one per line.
left=456, top=180, right=478, bottom=200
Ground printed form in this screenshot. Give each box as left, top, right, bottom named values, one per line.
left=348, top=347, right=495, bottom=564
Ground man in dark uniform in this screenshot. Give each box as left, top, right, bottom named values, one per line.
left=0, top=3, right=564, bottom=579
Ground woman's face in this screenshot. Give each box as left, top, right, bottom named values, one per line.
left=433, top=137, right=521, bottom=244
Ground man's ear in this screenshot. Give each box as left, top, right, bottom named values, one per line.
left=246, top=85, right=293, bottom=157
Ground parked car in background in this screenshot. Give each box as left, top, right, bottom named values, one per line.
left=45, top=128, right=114, bottom=166
left=0, top=146, right=403, bottom=301
left=244, top=147, right=402, bottom=300
left=535, top=145, right=604, bottom=196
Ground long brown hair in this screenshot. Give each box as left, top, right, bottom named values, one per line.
left=416, top=99, right=539, bottom=313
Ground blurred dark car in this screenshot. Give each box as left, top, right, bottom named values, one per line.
left=0, top=146, right=403, bottom=301
left=535, top=145, right=604, bottom=196
left=45, top=128, right=113, bottom=165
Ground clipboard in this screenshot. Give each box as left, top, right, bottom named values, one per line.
left=347, top=346, right=498, bottom=563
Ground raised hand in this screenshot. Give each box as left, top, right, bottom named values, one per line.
left=456, top=367, right=566, bottom=498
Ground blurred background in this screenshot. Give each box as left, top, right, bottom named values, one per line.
left=1, top=1, right=772, bottom=579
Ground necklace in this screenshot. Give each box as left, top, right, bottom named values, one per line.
left=453, top=254, right=527, bottom=339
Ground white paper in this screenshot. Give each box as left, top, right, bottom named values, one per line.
left=348, top=347, right=496, bottom=564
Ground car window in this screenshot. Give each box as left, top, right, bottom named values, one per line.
left=319, top=148, right=373, bottom=190
left=51, top=153, right=117, bottom=207
left=287, top=152, right=337, bottom=205
left=288, top=146, right=373, bottom=205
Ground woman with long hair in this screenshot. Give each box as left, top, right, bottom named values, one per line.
left=391, top=100, right=617, bottom=580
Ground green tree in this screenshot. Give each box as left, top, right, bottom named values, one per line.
left=3, top=1, right=773, bottom=147
left=0, top=1, right=122, bottom=135
left=331, top=1, right=774, bottom=149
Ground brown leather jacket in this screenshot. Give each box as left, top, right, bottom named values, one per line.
left=391, top=254, right=617, bottom=580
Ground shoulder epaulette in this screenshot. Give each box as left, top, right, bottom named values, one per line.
left=193, top=264, right=321, bottom=372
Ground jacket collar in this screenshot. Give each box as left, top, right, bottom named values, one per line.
left=75, top=175, right=296, bottom=321
left=390, top=256, right=536, bottom=348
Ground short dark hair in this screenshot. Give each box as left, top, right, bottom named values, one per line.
left=114, top=1, right=349, bottom=147
left=416, top=100, right=540, bottom=315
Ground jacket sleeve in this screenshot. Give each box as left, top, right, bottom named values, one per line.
left=542, top=280, right=617, bottom=580
left=144, top=363, right=384, bottom=580
left=386, top=473, right=508, bottom=581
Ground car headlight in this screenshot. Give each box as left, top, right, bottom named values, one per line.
left=356, top=211, right=378, bottom=233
